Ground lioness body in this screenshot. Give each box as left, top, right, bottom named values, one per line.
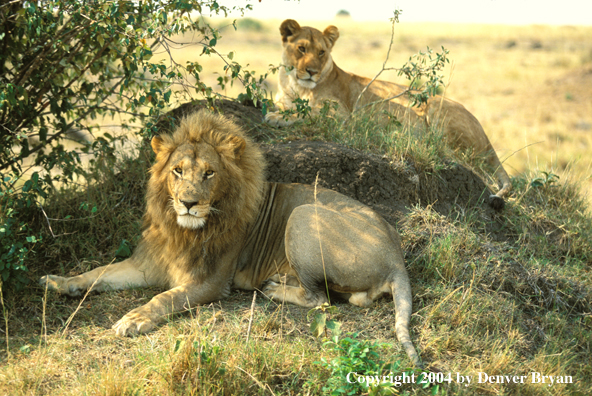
left=40, top=110, right=420, bottom=366
left=265, top=19, right=511, bottom=209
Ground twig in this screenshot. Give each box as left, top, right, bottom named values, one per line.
left=280, top=273, right=286, bottom=342
left=246, top=291, right=257, bottom=343
left=61, top=259, right=115, bottom=336
left=42, top=279, right=49, bottom=343
left=0, top=281, right=9, bottom=359
left=0, top=0, right=22, bottom=9
left=236, top=366, right=278, bottom=396
left=39, top=204, right=78, bottom=238
left=350, top=89, right=410, bottom=116
left=1, top=76, right=127, bottom=171
left=350, top=11, right=400, bottom=115
left=313, top=173, right=330, bottom=305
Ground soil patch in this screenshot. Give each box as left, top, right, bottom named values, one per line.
left=263, top=140, right=497, bottom=226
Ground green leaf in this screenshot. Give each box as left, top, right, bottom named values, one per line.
left=310, top=313, right=326, bottom=338
left=20, top=345, right=31, bottom=354
left=326, top=319, right=341, bottom=335
left=174, top=338, right=184, bottom=353
left=115, top=239, right=132, bottom=259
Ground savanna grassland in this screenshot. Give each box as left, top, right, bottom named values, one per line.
left=1, top=17, right=591, bottom=396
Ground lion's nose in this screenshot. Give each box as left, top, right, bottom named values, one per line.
left=307, top=68, right=318, bottom=76
left=180, top=200, right=197, bottom=210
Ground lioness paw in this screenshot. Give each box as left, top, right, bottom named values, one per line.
left=264, top=111, right=296, bottom=127
left=112, top=311, right=156, bottom=337
left=39, top=275, right=84, bottom=297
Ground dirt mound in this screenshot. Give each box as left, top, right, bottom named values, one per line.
left=156, top=99, right=267, bottom=138
left=263, top=140, right=497, bottom=226
left=158, top=99, right=501, bottom=226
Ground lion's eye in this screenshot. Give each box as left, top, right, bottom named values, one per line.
left=298, top=46, right=306, bottom=53
left=204, top=170, right=214, bottom=179
left=319, top=50, right=325, bottom=57
left=173, top=167, right=183, bottom=177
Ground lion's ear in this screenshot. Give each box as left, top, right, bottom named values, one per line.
left=151, top=135, right=164, bottom=155
left=280, top=19, right=301, bottom=42
left=218, top=136, right=246, bottom=162
left=323, top=25, right=339, bottom=48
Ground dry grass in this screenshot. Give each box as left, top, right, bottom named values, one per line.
left=2, top=135, right=590, bottom=395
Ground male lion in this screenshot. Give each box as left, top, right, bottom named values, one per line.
left=265, top=19, right=511, bottom=210
left=40, top=110, right=421, bottom=366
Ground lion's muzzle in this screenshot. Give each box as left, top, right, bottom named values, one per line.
left=174, top=200, right=210, bottom=229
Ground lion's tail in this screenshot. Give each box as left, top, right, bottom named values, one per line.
left=487, top=150, right=512, bottom=211
left=390, top=275, right=422, bottom=368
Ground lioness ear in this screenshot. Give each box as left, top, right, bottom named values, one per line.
left=151, top=135, right=164, bottom=155
left=280, top=19, right=301, bottom=42
left=323, top=25, right=339, bottom=47
left=218, top=135, right=246, bottom=162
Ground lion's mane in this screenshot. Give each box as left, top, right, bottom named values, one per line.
left=140, top=110, right=266, bottom=282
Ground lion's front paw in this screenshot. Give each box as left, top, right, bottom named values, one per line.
left=261, top=279, right=282, bottom=297
left=264, top=111, right=296, bottom=127
left=112, top=310, right=156, bottom=337
left=39, top=275, right=84, bottom=297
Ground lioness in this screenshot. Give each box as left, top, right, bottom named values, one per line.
left=265, top=19, right=511, bottom=210
left=40, top=110, right=421, bottom=366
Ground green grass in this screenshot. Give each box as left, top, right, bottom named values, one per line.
left=1, top=102, right=591, bottom=395
left=267, top=102, right=454, bottom=174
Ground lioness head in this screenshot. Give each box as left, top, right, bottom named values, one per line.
left=148, top=110, right=264, bottom=231
left=279, top=19, right=339, bottom=89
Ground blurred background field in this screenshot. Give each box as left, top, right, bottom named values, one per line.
left=156, top=17, right=592, bottom=202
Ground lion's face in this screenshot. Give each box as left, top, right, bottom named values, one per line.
left=148, top=111, right=263, bottom=237
left=165, top=142, right=223, bottom=229
left=279, top=19, right=339, bottom=89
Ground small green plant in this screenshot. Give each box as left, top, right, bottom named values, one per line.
left=350, top=10, right=449, bottom=116
left=308, top=303, right=342, bottom=341
left=398, top=46, right=450, bottom=107
left=316, top=333, right=420, bottom=396
left=308, top=305, right=433, bottom=395
left=278, top=97, right=313, bottom=122
left=114, top=239, right=133, bottom=259
left=530, top=170, right=560, bottom=188
left=223, top=63, right=276, bottom=113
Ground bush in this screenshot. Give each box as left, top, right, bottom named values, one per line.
left=0, top=0, right=262, bottom=289
left=0, top=173, right=46, bottom=289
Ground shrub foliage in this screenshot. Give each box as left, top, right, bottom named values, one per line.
left=0, top=0, right=259, bottom=289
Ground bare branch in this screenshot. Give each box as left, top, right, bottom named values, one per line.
left=351, top=12, right=400, bottom=114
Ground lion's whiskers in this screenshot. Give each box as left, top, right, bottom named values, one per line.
left=208, top=206, right=222, bottom=215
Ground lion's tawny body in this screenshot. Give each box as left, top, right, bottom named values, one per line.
left=41, top=110, right=421, bottom=366
left=265, top=19, right=511, bottom=209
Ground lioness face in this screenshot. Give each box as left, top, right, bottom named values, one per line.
left=279, top=19, right=339, bottom=89
left=166, top=142, right=222, bottom=229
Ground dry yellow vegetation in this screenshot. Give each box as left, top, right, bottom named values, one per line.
left=157, top=18, right=592, bottom=201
